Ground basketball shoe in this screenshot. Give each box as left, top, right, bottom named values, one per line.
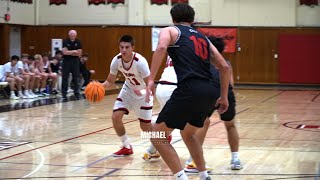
left=112, top=146, right=133, bottom=157
left=184, top=161, right=213, bottom=173
left=231, top=159, right=243, bottom=170
left=142, top=150, right=161, bottom=161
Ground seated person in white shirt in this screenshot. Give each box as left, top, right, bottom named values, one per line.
left=0, top=55, right=22, bottom=99
left=21, top=54, right=38, bottom=98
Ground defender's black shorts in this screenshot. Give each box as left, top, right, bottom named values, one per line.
left=156, top=79, right=219, bottom=130
left=208, top=88, right=236, bottom=121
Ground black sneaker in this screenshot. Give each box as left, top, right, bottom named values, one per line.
left=74, top=95, right=80, bottom=100
left=62, top=95, right=67, bottom=101
left=52, top=89, right=59, bottom=95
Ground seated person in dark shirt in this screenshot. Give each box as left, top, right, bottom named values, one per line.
left=50, top=57, right=61, bottom=74
left=51, top=50, right=63, bottom=92
left=80, top=54, right=95, bottom=90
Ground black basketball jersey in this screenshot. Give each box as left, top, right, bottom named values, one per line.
left=167, top=25, right=213, bottom=84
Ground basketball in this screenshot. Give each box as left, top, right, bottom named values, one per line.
left=84, top=81, right=105, bottom=103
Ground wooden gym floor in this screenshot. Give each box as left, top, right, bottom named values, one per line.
left=0, top=84, right=319, bottom=180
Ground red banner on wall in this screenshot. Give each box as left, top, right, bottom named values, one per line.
left=107, top=0, right=124, bottom=4
left=171, top=0, right=188, bottom=5
left=198, top=28, right=237, bottom=53
left=300, top=0, right=318, bottom=6
left=150, top=0, right=168, bottom=5
left=49, top=0, right=67, bottom=5
left=11, top=0, right=32, bottom=4
left=88, top=0, right=105, bottom=5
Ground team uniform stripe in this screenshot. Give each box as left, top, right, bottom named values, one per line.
left=116, top=98, right=123, bottom=102
left=138, top=118, right=151, bottom=123
left=113, top=108, right=129, bottom=115
left=159, top=81, right=177, bottom=85
left=140, top=106, right=153, bottom=110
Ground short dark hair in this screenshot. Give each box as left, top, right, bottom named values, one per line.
left=55, top=50, right=63, bottom=55
left=208, top=36, right=225, bottom=53
left=170, top=3, right=195, bottom=23
left=11, top=55, right=19, bottom=61
left=119, top=35, right=135, bottom=46
left=28, top=55, right=35, bottom=61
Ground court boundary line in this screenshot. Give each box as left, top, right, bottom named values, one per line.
left=0, top=173, right=319, bottom=179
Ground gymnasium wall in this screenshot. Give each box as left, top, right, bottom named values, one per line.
left=1, top=0, right=319, bottom=26
left=210, top=0, right=296, bottom=26
left=0, top=24, right=10, bottom=63
left=0, top=0, right=35, bottom=25
left=297, top=5, right=320, bottom=27
left=19, top=25, right=154, bottom=81
left=38, top=0, right=128, bottom=25
left=37, top=0, right=298, bottom=26
left=12, top=25, right=319, bottom=84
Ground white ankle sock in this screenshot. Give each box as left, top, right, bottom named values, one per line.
left=186, top=156, right=193, bottom=164
left=199, top=170, right=208, bottom=180
left=120, top=134, right=130, bottom=148
left=147, top=144, right=157, bottom=154
left=174, top=170, right=188, bottom=180
left=232, top=152, right=239, bottom=161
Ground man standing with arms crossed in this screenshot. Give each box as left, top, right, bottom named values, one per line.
left=62, top=30, right=82, bottom=100
left=146, top=3, right=230, bottom=180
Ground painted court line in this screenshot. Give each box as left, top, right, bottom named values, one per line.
left=72, top=154, right=114, bottom=172
left=93, top=168, right=120, bottom=180
left=0, top=119, right=138, bottom=161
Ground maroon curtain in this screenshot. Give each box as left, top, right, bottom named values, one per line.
left=10, top=0, right=33, bottom=4
left=88, top=0, right=105, bottom=5
left=49, top=0, right=67, bottom=5
left=171, top=0, right=188, bottom=5
left=107, top=0, right=124, bottom=4
left=279, top=34, right=320, bottom=84
left=300, top=0, right=318, bottom=6
left=150, top=0, right=168, bottom=5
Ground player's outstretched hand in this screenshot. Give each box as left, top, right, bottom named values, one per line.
left=215, top=97, right=229, bottom=114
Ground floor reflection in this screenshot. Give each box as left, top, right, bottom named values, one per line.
left=0, top=94, right=86, bottom=113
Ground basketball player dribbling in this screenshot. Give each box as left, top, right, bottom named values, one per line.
left=145, top=3, right=230, bottom=180
left=102, top=35, right=159, bottom=159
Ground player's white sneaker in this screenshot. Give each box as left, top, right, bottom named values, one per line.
left=231, top=159, right=243, bottom=170
left=10, top=94, right=19, bottom=100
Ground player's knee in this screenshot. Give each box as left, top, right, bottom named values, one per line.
left=224, top=120, right=236, bottom=130
left=204, top=118, right=210, bottom=128
left=112, top=110, right=125, bottom=122
left=139, top=122, right=151, bottom=131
